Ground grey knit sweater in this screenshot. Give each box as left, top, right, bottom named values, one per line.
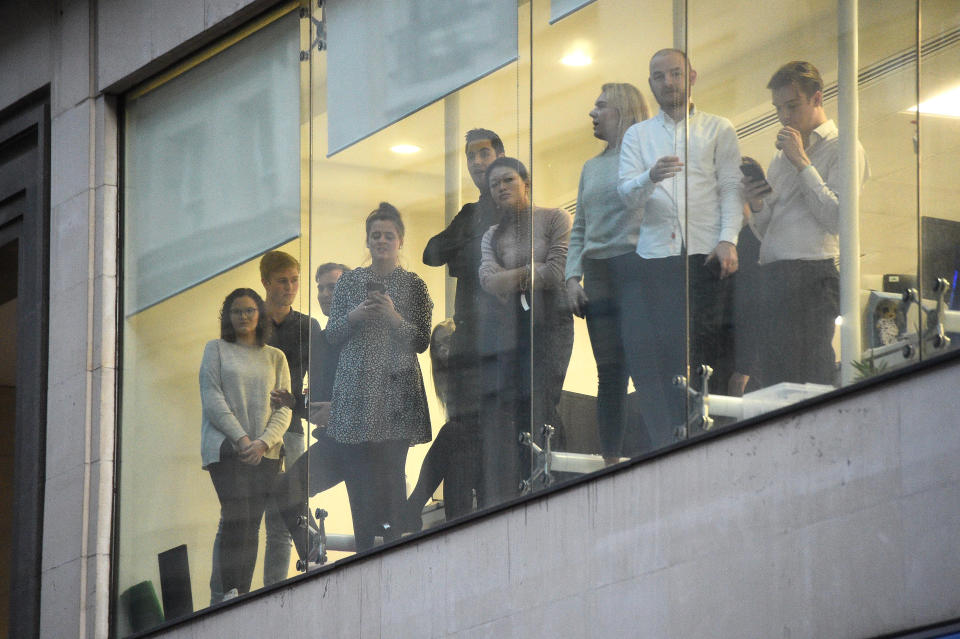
left=199, top=339, right=291, bottom=468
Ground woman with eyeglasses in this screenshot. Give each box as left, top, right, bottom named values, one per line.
left=199, top=287, right=291, bottom=600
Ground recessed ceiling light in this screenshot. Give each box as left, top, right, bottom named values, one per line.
left=390, top=144, right=421, bottom=154
left=561, top=51, right=592, bottom=67
left=907, top=85, right=960, bottom=118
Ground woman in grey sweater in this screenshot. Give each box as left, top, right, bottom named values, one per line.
left=479, top=156, right=573, bottom=504
left=199, top=288, right=291, bottom=599
left=564, top=83, right=649, bottom=464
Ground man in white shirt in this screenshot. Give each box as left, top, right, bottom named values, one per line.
left=742, top=60, right=868, bottom=386
left=617, top=48, right=742, bottom=448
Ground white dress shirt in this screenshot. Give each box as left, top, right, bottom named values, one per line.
left=752, top=119, right=869, bottom=264
left=618, top=107, right=743, bottom=258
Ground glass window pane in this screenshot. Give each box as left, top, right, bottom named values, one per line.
left=296, top=0, right=531, bottom=566
left=325, top=0, right=519, bottom=155
left=531, top=0, right=677, bottom=471
left=116, top=10, right=304, bottom=634
left=919, top=1, right=960, bottom=361
left=123, top=12, right=301, bottom=314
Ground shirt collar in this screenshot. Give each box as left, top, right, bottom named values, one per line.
left=272, top=308, right=300, bottom=328
left=657, top=103, right=697, bottom=127
left=810, top=119, right=837, bottom=146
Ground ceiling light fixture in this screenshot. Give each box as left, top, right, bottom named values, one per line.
left=907, top=85, right=960, bottom=118
left=561, top=51, right=592, bottom=67
left=390, top=144, right=421, bottom=154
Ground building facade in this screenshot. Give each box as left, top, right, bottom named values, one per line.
left=1, top=0, right=959, bottom=637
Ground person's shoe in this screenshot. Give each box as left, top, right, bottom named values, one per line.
left=396, top=503, right=423, bottom=534
left=222, top=588, right=239, bottom=601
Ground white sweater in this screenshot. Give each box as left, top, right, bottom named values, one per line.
left=198, top=339, right=291, bottom=468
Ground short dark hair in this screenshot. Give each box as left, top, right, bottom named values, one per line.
left=219, top=288, right=271, bottom=346
left=767, top=60, right=823, bottom=99
left=259, top=250, right=299, bottom=281
left=315, top=262, right=350, bottom=282
left=365, top=202, right=405, bottom=240
left=465, top=128, right=504, bottom=156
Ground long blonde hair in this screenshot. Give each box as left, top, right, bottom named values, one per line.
left=600, top=82, right=650, bottom=151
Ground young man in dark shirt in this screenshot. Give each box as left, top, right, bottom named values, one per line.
left=422, top=128, right=503, bottom=513
left=273, top=262, right=350, bottom=566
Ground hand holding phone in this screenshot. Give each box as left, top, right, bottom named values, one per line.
left=740, top=156, right=772, bottom=197
left=365, top=280, right=386, bottom=296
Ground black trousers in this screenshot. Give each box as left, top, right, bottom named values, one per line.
left=409, top=418, right=481, bottom=521
left=619, top=253, right=732, bottom=450
left=757, top=259, right=839, bottom=387
left=340, top=439, right=409, bottom=552
left=481, top=293, right=572, bottom=506
left=207, top=442, right=280, bottom=594
left=273, top=434, right=409, bottom=556
left=583, top=256, right=631, bottom=458
left=272, top=433, right=345, bottom=561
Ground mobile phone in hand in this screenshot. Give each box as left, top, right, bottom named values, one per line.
left=740, top=157, right=772, bottom=196
left=365, top=281, right=386, bottom=295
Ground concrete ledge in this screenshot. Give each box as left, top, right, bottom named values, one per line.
left=140, top=359, right=960, bottom=639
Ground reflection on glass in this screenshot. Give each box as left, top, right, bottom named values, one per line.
left=479, top=157, right=573, bottom=499
left=115, top=1, right=960, bottom=633
left=918, top=2, right=960, bottom=363
left=401, top=320, right=466, bottom=531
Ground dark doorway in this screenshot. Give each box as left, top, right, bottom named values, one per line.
left=0, top=239, right=16, bottom=639
left=0, top=88, right=49, bottom=639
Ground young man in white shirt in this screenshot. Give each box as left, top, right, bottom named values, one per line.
left=617, top=48, right=742, bottom=448
left=742, top=60, right=868, bottom=387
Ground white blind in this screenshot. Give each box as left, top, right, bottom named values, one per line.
left=123, top=12, right=301, bottom=315
left=325, top=0, right=518, bottom=156
left=550, top=0, right=596, bottom=24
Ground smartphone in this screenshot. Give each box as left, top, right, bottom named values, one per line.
left=365, top=281, right=386, bottom=295
left=739, top=157, right=772, bottom=195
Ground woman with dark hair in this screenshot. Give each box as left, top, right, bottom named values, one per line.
left=324, top=202, right=433, bottom=551
left=199, top=288, right=291, bottom=600
left=479, top=157, right=573, bottom=504
left=399, top=319, right=482, bottom=530
left=564, top=82, right=650, bottom=464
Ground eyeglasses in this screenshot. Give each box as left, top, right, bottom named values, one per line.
left=230, top=308, right=258, bottom=318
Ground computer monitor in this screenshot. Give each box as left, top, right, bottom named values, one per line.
left=921, top=216, right=960, bottom=310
